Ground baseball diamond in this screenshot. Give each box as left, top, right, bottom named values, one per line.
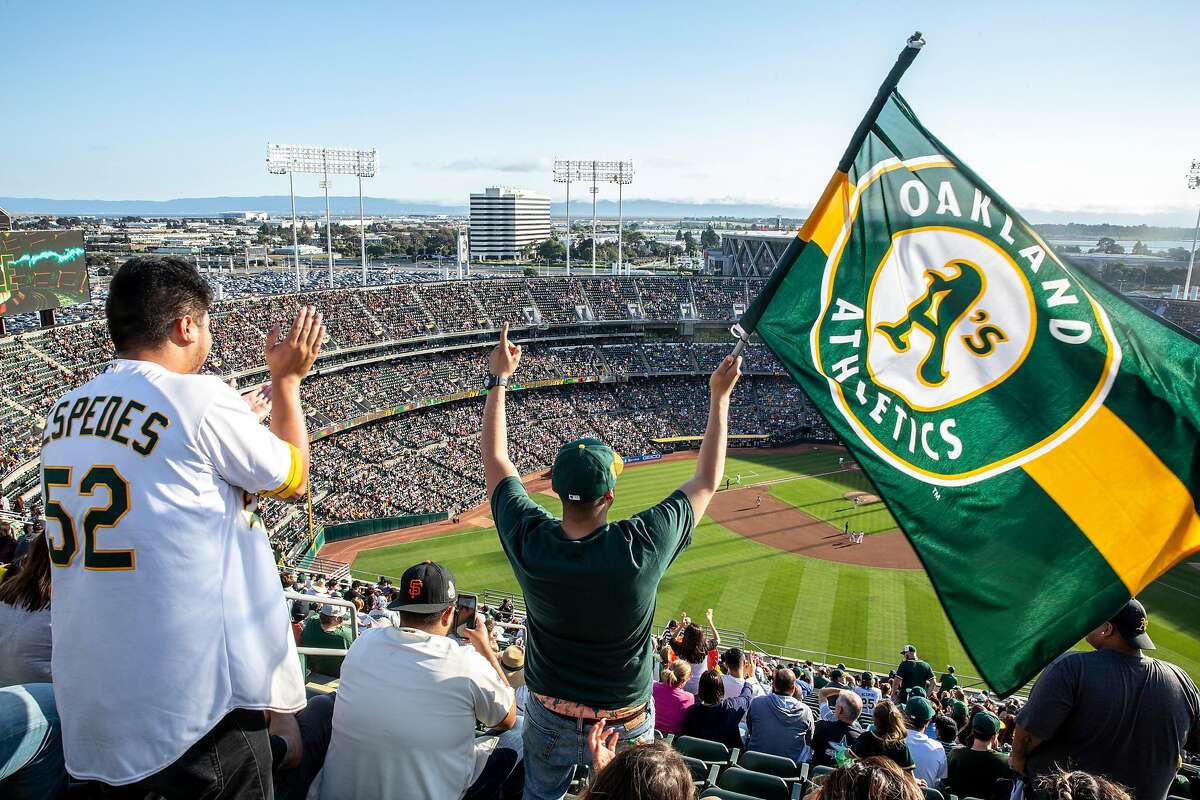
left=337, top=448, right=1200, bottom=686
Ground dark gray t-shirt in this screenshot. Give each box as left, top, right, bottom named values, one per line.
left=1018, top=649, right=1200, bottom=800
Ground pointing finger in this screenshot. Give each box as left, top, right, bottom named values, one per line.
left=500, top=321, right=509, bottom=346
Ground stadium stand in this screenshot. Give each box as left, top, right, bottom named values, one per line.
left=5, top=271, right=1191, bottom=798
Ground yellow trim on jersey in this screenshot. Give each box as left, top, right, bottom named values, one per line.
left=263, top=443, right=304, bottom=500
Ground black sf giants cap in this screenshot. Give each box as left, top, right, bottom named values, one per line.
left=1111, top=598, right=1155, bottom=650
left=388, top=561, right=457, bottom=613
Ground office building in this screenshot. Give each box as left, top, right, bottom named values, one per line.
left=469, top=187, right=550, bottom=260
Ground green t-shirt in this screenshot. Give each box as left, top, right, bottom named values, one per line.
left=940, top=671, right=959, bottom=692
left=896, top=658, right=934, bottom=698
left=301, top=616, right=353, bottom=678
left=945, top=748, right=1010, bottom=797
left=491, top=476, right=694, bottom=708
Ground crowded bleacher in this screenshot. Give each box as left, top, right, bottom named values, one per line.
left=1, top=262, right=1196, bottom=800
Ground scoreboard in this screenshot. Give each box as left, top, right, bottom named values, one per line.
left=0, top=230, right=91, bottom=316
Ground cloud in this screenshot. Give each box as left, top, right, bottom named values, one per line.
left=417, top=157, right=548, bottom=173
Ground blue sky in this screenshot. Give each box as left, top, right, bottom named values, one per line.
left=5, top=1, right=1200, bottom=222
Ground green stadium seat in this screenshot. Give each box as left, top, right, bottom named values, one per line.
left=810, top=765, right=835, bottom=784
left=674, top=735, right=737, bottom=768
left=737, top=751, right=802, bottom=783
left=700, top=789, right=762, bottom=800
left=717, top=766, right=793, bottom=800
left=682, top=755, right=720, bottom=791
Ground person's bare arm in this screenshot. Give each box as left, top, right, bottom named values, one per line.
left=482, top=322, right=522, bottom=497
left=265, top=306, right=325, bottom=501
left=1009, top=723, right=1043, bottom=777
left=704, top=607, right=721, bottom=647
left=679, top=356, right=742, bottom=519
left=462, top=613, right=517, bottom=733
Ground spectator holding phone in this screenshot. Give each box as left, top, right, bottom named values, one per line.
left=310, top=561, right=519, bottom=800
left=482, top=322, right=741, bottom=800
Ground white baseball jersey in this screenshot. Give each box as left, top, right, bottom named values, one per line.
left=41, top=358, right=307, bottom=784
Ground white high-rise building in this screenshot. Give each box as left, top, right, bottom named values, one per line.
left=469, top=187, right=551, bottom=260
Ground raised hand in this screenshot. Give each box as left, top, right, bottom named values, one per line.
left=587, top=720, right=620, bottom=773
left=489, top=321, right=522, bottom=379
left=709, top=355, right=742, bottom=400
left=266, top=306, right=325, bottom=385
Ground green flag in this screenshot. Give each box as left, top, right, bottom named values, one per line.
left=742, top=89, right=1200, bottom=695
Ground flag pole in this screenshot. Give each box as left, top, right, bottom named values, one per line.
left=730, top=31, right=927, bottom=359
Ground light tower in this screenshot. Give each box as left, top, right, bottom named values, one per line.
left=553, top=160, right=583, bottom=275
left=267, top=144, right=378, bottom=288
left=1185, top=160, right=1200, bottom=300
left=552, top=160, right=634, bottom=276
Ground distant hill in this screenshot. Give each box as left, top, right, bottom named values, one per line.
left=1, top=195, right=1194, bottom=228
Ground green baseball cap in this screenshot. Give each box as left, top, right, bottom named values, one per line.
left=972, top=711, right=1002, bottom=737
left=905, top=696, right=935, bottom=725
left=551, top=439, right=623, bottom=503
left=949, top=700, right=969, bottom=719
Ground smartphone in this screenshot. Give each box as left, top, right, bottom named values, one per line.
left=455, top=594, right=478, bottom=631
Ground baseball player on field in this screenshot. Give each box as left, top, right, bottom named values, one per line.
left=41, top=256, right=324, bottom=795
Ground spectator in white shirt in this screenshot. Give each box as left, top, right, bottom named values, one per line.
left=720, top=648, right=766, bottom=700
left=854, top=671, right=883, bottom=719
left=903, top=696, right=947, bottom=786
left=310, top=562, right=519, bottom=800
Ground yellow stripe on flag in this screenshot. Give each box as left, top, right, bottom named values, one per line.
left=798, top=171, right=851, bottom=255
left=1023, top=405, right=1200, bottom=595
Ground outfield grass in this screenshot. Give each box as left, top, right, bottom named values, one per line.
left=350, top=450, right=1200, bottom=685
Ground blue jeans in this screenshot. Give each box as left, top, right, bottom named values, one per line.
left=521, top=697, right=654, bottom=800
left=0, top=683, right=67, bottom=800
left=464, top=725, right=524, bottom=800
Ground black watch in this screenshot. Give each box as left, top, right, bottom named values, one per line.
left=484, top=374, right=510, bottom=391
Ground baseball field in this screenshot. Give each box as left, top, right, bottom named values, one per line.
left=341, top=448, right=1200, bottom=687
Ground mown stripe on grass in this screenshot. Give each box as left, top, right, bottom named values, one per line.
left=747, top=553, right=805, bottom=644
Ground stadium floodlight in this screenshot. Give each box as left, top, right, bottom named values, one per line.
left=1185, top=160, right=1200, bottom=299
left=553, top=160, right=584, bottom=275
left=267, top=144, right=379, bottom=287
left=554, top=160, right=633, bottom=276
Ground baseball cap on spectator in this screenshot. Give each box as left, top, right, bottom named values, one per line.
left=860, top=671, right=874, bottom=684
left=388, top=561, right=457, bottom=613
left=319, top=604, right=349, bottom=620
left=836, top=663, right=847, bottom=670
left=972, top=711, right=1002, bottom=738
left=501, top=646, right=526, bottom=689
left=972, top=692, right=989, bottom=704
left=905, top=697, right=935, bottom=725
left=830, top=668, right=845, bottom=682
left=909, top=686, right=927, bottom=698
left=1110, top=598, right=1156, bottom=649
left=949, top=699, right=969, bottom=720
left=901, top=644, right=916, bottom=655
left=551, top=439, right=623, bottom=502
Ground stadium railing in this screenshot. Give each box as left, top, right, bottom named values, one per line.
left=284, top=590, right=359, bottom=657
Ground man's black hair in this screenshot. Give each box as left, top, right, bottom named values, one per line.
left=106, top=256, right=213, bottom=353
left=399, top=608, right=448, bottom=628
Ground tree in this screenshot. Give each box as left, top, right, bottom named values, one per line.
left=1092, top=236, right=1124, bottom=255
left=523, top=266, right=538, bottom=277
left=1131, top=240, right=1150, bottom=256
left=298, top=222, right=313, bottom=244
left=536, top=238, right=566, bottom=262
left=683, top=231, right=698, bottom=254
left=700, top=224, right=719, bottom=249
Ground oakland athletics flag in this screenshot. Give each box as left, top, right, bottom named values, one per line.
left=742, top=47, right=1200, bottom=694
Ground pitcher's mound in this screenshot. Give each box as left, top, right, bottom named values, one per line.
left=844, top=490, right=881, bottom=506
